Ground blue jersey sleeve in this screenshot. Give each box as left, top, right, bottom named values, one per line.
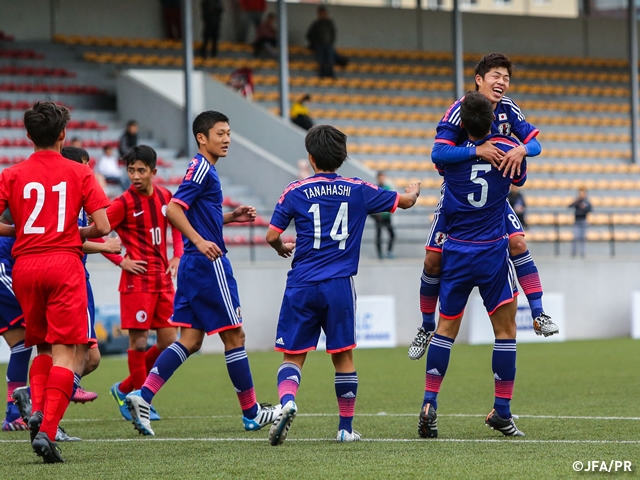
left=361, top=181, right=399, bottom=214
left=172, top=157, right=209, bottom=209
left=269, top=189, right=294, bottom=233
left=523, top=137, right=541, bottom=157
left=512, top=159, right=528, bottom=187
left=504, top=99, right=540, bottom=146
left=432, top=142, right=476, bottom=165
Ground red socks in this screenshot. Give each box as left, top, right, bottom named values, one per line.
left=29, top=354, right=53, bottom=413
left=39, top=366, right=74, bottom=440
left=120, top=347, right=162, bottom=394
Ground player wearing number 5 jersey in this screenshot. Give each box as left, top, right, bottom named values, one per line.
left=266, top=125, right=420, bottom=445
left=0, top=102, right=110, bottom=463
left=105, top=146, right=182, bottom=422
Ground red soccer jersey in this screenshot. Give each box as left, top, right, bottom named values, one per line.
left=107, top=184, right=183, bottom=293
left=0, top=151, right=109, bottom=259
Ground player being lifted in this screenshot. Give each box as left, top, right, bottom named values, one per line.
left=266, top=125, right=420, bottom=445
left=408, top=52, right=558, bottom=361
left=106, top=145, right=182, bottom=422
left=419, top=91, right=526, bottom=439
left=0, top=102, right=110, bottom=463
left=125, top=111, right=280, bottom=436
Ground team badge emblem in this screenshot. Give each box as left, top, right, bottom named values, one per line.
left=498, top=123, right=511, bottom=136
left=435, top=232, right=448, bottom=246
left=136, top=310, right=148, bottom=323
left=236, top=307, right=242, bottom=319
left=161, top=205, right=167, bottom=217
left=498, top=113, right=507, bottom=121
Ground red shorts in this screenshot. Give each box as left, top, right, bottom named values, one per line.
left=13, top=254, right=88, bottom=347
left=120, top=291, right=175, bottom=330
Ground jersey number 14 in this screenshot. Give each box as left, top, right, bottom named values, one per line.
left=308, top=202, right=349, bottom=250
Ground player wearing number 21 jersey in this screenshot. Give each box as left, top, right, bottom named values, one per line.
left=266, top=125, right=420, bottom=445
left=0, top=102, right=110, bottom=463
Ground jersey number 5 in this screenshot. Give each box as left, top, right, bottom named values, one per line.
left=467, top=164, right=491, bottom=208
left=308, top=202, right=349, bottom=250
left=23, top=181, right=66, bottom=234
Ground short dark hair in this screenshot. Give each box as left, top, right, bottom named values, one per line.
left=126, top=120, right=138, bottom=128
left=23, top=102, right=71, bottom=148
left=460, top=91, right=494, bottom=139
left=61, top=146, right=89, bottom=164
left=192, top=111, right=229, bottom=147
left=122, top=145, right=157, bottom=169
left=305, top=125, right=347, bottom=172
left=474, top=53, right=512, bottom=90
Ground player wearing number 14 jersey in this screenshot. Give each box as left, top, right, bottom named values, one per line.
left=266, top=125, right=420, bottom=445
left=106, top=145, right=182, bottom=421
left=0, top=102, right=110, bottom=463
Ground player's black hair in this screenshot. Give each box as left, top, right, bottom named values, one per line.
left=126, top=119, right=138, bottom=128
left=61, top=146, right=90, bottom=164
left=474, top=53, right=512, bottom=90
left=192, top=111, right=229, bottom=148
left=122, top=145, right=157, bottom=169
left=460, top=91, right=494, bottom=139
left=305, top=125, right=348, bottom=172
left=23, top=101, right=71, bottom=148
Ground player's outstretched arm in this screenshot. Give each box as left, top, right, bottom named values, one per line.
left=83, top=237, right=122, bottom=254
left=266, top=228, right=295, bottom=258
left=223, top=206, right=257, bottom=225
left=80, top=208, right=110, bottom=239
left=397, top=182, right=421, bottom=209
left=167, top=201, right=223, bottom=260
left=0, top=223, right=15, bottom=237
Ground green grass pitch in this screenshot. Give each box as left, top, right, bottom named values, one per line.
left=1, top=338, right=638, bottom=479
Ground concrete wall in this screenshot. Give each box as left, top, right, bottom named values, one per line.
left=2, top=1, right=636, bottom=60
left=87, top=254, right=640, bottom=353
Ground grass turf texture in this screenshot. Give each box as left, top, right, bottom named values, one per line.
left=1, top=338, right=639, bottom=478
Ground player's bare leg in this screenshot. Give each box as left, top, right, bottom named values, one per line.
left=486, top=300, right=523, bottom=436
left=332, top=350, right=360, bottom=442
left=508, top=235, right=558, bottom=337
left=410, top=250, right=441, bottom=360
left=70, top=345, right=100, bottom=406
left=270, top=353, right=306, bottom=446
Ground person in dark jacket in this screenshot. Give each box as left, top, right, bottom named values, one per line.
left=306, top=7, right=336, bottom=78
left=118, top=120, right=138, bottom=158
left=569, top=187, right=592, bottom=258
left=201, top=0, right=224, bottom=58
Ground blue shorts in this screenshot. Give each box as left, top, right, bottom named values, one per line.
left=439, top=236, right=517, bottom=318
left=86, top=279, right=97, bottom=347
left=0, top=265, right=24, bottom=334
left=275, top=277, right=356, bottom=354
left=426, top=195, right=525, bottom=252
left=171, top=255, right=242, bottom=335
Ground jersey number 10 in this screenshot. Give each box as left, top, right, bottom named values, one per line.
left=23, top=181, right=67, bottom=234
left=308, top=202, right=349, bottom=250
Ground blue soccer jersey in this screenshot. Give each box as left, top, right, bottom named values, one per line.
left=78, top=208, right=90, bottom=279
left=442, top=134, right=527, bottom=242
left=0, top=235, right=15, bottom=274
left=269, top=173, right=399, bottom=286
left=171, top=154, right=226, bottom=255
left=435, top=95, right=539, bottom=148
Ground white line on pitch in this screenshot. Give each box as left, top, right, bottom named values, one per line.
left=1, top=437, right=639, bottom=445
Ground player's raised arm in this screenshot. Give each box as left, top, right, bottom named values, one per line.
left=397, top=182, right=421, bottom=209
left=167, top=200, right=222, bottom=260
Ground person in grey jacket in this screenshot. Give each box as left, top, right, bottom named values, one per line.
left=569, top=187, right=592, bottom=257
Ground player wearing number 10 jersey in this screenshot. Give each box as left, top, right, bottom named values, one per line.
left=0, top=102, right=110, bottom=463
left=266, top=125, right=420, bottom=445
left=106, top=145, right=182, bottom=421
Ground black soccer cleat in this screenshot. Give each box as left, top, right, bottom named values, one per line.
left=32, top=431, right=65, bottom=463
left=485, top=409, right=524, bottom=436
left=28, top=411, right=43, bottom=444
left=11, top=386, right=32, bottom=422
left=418, top=403, right=438, bottom=438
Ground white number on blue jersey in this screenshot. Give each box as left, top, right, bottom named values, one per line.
left=23, top=181, right=67, bottom=234
left=308, top=202, right=350, bottom=250
left=508, top=213, right=521, bottom=230
left=467, top=164, right=492, bottom=208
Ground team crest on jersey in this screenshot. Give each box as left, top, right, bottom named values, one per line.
left=498, top=123, right=511, bottom=136
left=435, top=232, right=448, bottom=246
left=184, top=158, right=198, bottom=181
left=498, top=113, right=508, bottom=121
left=136, top=310, right=148, bottom=323
left=236, top=307, right=242, bottom=319
left=161, top=205, right=167, bottom=217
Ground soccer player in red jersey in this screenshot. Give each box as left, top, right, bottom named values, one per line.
left=105, top=145, right=182, bottom=421
left=0, top=102, right=110, bottom=463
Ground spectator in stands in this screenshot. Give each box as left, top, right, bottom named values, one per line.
left=70, top=137, right=82, bottom=148
left=97, top=145, right=126, bottom=191
left=160, top=0, right=182, bottom=40
left=253, top=12, right=277, bottom=58
left=306, top=6, right=337, bottom=78
left=290, top=94, right=313, bottom=131
left=118, top=120, right=139, bottom=158
left=201, top=0, right=224, bottom=58
left=373, top=171, right=396, bottom=259
left=507, top=184, right=527, bottom=229
left=297, top=158, right=310, bottom=180
left=239, top=0, right=266, bottom=43
left=228, top=67, right=254, bottom=100
left=569, top=187, right=592, bottom=258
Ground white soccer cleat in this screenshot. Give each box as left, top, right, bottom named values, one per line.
left=533, top=313, right=559, bottom=337
left=268, top=400, right=297, bottom=446
left=125, top=391, right=155, bottom=436
left=243, top=403, right=282, bottom=431
left=408, top=327, right=433, bottom=360
left=336, top=429, right=361, bottom=442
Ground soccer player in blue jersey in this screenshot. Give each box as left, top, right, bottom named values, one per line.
left=266, top=125, right=421, bottom=445
left=419, top=91, right=526, bottom=439
left=409, top=52, right=558, bottom=362
left=125, top=111, right=281, bottom=436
